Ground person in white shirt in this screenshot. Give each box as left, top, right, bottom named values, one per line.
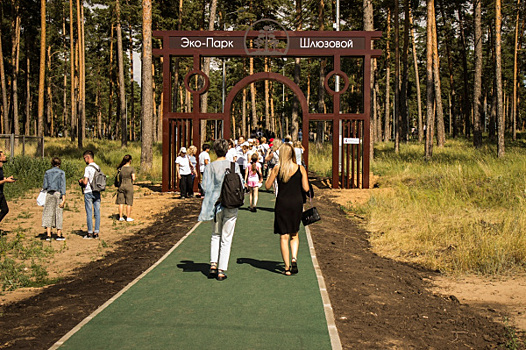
left=176, top=147, right=195, bottom=199
left=78, top=150, right=101, bottom=239
left=226, top=139, right=238, bottom=162
left=198, top=144, right=211, bottom=196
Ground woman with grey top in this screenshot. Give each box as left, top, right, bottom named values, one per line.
left=42, top=157, right=66, bottom=241
left=198, top=139, right=244, bottom=281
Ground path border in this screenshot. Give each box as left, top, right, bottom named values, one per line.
left=49, top=222, right=202, bottom=350
left=305, top=225, right=343, bottom=350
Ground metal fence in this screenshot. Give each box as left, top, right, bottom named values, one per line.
left=0, top=134, right=44, bottom=158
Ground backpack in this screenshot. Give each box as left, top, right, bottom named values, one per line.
left=114, top=168, right=122, bottom=188
left=217, top=162, right=244, bottom=209
left=89, top=164, right=107, bottom=192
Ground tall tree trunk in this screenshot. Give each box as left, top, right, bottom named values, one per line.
left=129, top=22, right=134, bottom=141
left=409, top=8, right=423, bottom=142
left=431, top=2, right=445, bottom=147
left=439, top=3, right=456, bottom=138
left=108, top=23, right=115, bottom=139
left=37, top=0, right=46, bottom=152
left=62, top=5, right=68, bottom=138
left=394, top=0, right=400, bottom=153
left=0, top=25, right=7, bottom=135
left=69, top=0, right=76, bottom=142
left=364, top=0, right=374, bottom=160
left=496, top=0, right=505, bottom=157
left=399, top=0, right=409, bottom=143
left=458, top=9, right=470, bottom=137
left=425, top=0, right=435, bottom=159
left=384, top=7, right=391, bottom=142
left=291, top=57, right=300, bottom=140
left=76, top=0, right=85, bottom=147
left=11, top=5, right=21, bottom=140
left=316, top=0, right=327, bottom=143
left=116, top=0, right=127, bottom=147
left=140, top=0, right=153, bottom=170
left=473, top=0, right=483, bottom=147
left=512, top=0, right=521, bottom=141
left=47, top=46, right=54, bottom=136
left=26, top=55, right=31, bottom=135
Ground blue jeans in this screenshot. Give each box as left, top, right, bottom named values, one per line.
left=84, top=191, right=101, bottom=233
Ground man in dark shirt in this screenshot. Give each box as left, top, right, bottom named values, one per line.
left=0, top=150, right=16, bottom=226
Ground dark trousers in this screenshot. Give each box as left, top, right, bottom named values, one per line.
left=179, top=174, right=193, bottom=197
left=0, top=194, right=9, bottom=223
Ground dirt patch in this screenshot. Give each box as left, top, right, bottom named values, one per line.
left=0, top=181, right=523, bottom=349
left=310, top=189, right=513, bottom=349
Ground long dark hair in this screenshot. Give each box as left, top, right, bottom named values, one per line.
left=117, top=154, right=132, bottom=170
left=250, top=153, right=258, bottom=172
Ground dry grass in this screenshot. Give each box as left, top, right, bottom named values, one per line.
left=364, top=140, right=526, bottom=275
left=308, top=138, right=526, bottom=275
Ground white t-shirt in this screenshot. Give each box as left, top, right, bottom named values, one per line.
left=294, top=147, right=304, bottom=165
left=83, top=162, right=100, bottom=193
left=176, top=156, right=192, bottom=175
left=226, top=148, right=237, bottom=162
left=198, top=151, right=211, bottom=173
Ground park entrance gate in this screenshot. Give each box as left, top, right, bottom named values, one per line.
left=153, top=22, right=381, bottom=192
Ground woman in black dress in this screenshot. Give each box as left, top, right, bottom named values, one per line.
left=265, top=143, right=310, bottom=275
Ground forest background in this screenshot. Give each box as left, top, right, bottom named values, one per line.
left=1, top=0, right=525, bottom=168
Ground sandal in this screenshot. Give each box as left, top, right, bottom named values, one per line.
left=282, top=268, right=292, bottom=276
left=291, top=258, right=298, bottom=274
left=217, top=270, right=227, bottom=281
left=208, top=263, right=218, bottom=279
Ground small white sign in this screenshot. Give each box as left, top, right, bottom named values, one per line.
left=343, top=138, right=360, bottom=145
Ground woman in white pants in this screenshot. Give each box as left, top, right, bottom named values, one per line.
left=198, top=139, right=244, bottom=281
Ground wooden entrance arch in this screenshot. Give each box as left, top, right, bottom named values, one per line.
left=153, top=25, right=382, bottom=192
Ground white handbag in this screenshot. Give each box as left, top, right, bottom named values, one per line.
left=37, top=190, right=47, bottom=207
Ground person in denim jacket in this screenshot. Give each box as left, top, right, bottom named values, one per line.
left=42, top=157, right=66, bottom=241
left=198, top=139, right=244, bottom=281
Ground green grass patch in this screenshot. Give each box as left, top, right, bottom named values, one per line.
left=0, top=231, right=57, bottom=291
left=3, top=137, right=163, bottom=200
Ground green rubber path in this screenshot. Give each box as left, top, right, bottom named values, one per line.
left=57, top=191, right=332, bottom=350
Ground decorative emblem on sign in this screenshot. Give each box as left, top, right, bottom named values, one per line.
left=244, top=19, right=289, bottom=56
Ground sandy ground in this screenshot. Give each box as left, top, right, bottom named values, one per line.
left=0, top=182, right=178, bottom=306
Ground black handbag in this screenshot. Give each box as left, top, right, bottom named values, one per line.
left=302, top=206, right=321, bottom=226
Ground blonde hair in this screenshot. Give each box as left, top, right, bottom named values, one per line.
left=271, top=139, right=282, bottom=152
left=293, top=140, right=302, bottom=148
left=188, top=145, right=197, bottom=156
left=278, top=143, right=298, bottom=183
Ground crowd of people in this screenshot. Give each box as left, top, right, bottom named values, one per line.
left=0, top=133, right=310, bottom=282
left=195, top=135, right=309, bottom=281
left=0, top=149, right=136, bottom=240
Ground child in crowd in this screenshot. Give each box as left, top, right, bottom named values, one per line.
left=245, top=153, right=263, bottom=212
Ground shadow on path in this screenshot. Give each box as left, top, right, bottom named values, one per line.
left=236, top=257, right=283, bottom=274
left=176, top=260, right=209, bottom=278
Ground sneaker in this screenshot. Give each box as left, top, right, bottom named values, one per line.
left=93, top=233, right=99, bottom=239
left=83, top=234, right=93, bottom=239
left=45, top=236, right=51, bottom=241
left=118, top=217, right=125, bottom=222
left=126, top=218, right=134, bottom=222
left=56, top=236, right=66, bottom=241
